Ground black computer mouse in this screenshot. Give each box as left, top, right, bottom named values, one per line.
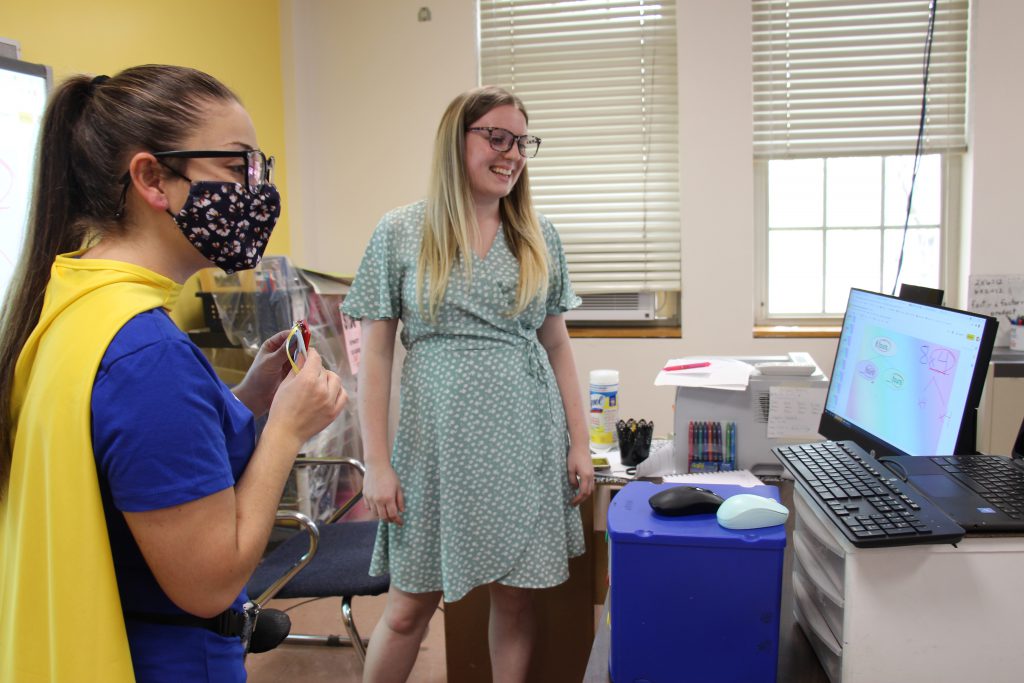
left=648, top=486, right=725, bottom=516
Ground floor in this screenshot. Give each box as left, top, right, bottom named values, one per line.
left=246, top=595, right=606, bottom=683
left=245, top=594, right=447, bottom=683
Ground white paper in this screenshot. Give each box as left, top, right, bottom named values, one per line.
left=767, top=385, right=827, bottom=439
left=967, top=274, right=1024, bottom=347
left=663, top=469, right=764, bottom=487
left=633, top=439, right=676, bottom=477
left=653, top=357, right=755, bottom=391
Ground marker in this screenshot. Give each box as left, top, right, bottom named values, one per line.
left=731, top=422, right=737, bottom=465
left=663, top=361, right=712, bottom=372
left=688, top=421, right=694, bottom=470
left=723, top=422, right=728, bottom=466
left=716, top=421, right=724, bottom=464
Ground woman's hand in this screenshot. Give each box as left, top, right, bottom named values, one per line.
left=364, top=462, right=405, bottom=525
left=567, top=442, right=594, bottom=506
left=265, top=347, right=348, bottom=448
left=232, top=329, right=292, bottom=417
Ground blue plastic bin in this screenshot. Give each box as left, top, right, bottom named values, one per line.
left=607, top=482, right=787, bottom=683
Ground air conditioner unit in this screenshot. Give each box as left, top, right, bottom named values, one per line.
left=564, top=292, right=658, bottom=322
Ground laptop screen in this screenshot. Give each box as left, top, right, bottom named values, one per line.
left=819, top=288, right=997, bottom=458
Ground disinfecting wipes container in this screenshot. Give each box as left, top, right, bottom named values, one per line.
left=589, top=369, right=619, bottom=452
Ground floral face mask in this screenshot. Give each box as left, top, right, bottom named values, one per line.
left=168, top=180, right=281, bottom=273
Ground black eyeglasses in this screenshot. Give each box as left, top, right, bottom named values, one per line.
left=153, top=149, right=275, bottom=193
left=113, top=149, right=275, bottom=219
left=467, top=127, right=542, bottom=158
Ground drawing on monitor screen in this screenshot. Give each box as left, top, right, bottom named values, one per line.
left=847, top=328, right=959, bottom=454
left=0, top=157, right=12, bottom=208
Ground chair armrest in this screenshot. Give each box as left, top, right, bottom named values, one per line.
left=293, top=456, right=365, bottom=524
left=252, top=510, right=319, bottom=607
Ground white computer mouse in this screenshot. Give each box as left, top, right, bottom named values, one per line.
left=716, top=494, right=789, bottom=530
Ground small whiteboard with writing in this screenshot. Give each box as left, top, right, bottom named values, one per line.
left=968, top=274, right=1024, bottom=347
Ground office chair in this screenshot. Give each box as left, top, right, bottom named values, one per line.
left=247, top=457, right=389, bottom=662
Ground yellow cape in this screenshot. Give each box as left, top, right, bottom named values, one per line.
left=1, top=252, right=181, bottom=682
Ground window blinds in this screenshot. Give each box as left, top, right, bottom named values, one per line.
left=480, top=0, right=680, bottom=294
left=753, top=0, right=969, bottom=158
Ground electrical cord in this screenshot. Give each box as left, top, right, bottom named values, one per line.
left=281, top=596, right=326, bottom=613
left=891, top=0, right=938, bottom=296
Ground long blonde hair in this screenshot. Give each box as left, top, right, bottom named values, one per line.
left=418, top=86, right=548, bottom=320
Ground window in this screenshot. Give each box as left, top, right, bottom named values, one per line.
left=753, top=0, right=968, bottom=324
left=757, top=153, right=958, bottom=318
left=479, top=0, right=680, bottom=323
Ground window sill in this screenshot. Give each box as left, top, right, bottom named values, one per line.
left=568, top=325, right=681, bottom=339
left=753, top=325, right=841, bottom=339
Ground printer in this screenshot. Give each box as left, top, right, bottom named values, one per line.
left=671, top=351, right=829, bottom=477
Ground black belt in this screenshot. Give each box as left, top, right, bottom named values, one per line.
left=125, top=609, right=246, bottom=638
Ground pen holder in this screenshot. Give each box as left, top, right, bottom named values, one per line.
left=1010, top=325, right=1023, bottom=351
left=617, top=419, right=653, bottom=467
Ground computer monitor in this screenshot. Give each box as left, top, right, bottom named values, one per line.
left=0, top=55, right=50, bottom=304
left=820, top=288, right=997, bottom=458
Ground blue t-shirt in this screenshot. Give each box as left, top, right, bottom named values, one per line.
left=91, top=309, right=255, bottom=683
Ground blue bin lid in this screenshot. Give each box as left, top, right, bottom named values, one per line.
left=608, top=481, right=787, bottom=549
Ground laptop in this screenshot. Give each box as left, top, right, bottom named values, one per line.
left=891, top=416, right=1024, bottom=531
left=817, top=288, right=1024, bottom=532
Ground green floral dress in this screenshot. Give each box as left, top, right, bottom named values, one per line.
left=341, top=200, right=585, bottom=602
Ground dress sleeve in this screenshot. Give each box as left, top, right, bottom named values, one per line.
left=341, top=214, right=403, bottom=320
left=542, top=215, right=582, bottom=315
left=92, top=337, right=238, bottom=512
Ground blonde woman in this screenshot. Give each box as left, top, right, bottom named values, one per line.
left=342, top=86, right=594, bottom=682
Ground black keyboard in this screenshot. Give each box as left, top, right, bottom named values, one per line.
left=774, top=441, right=965, bottom=548
left=929, top=455, right=1024, bottom=518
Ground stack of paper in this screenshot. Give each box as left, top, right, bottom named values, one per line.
left=663, top=470, right=765, bottom=487
left=653, top=357, right=755, bottom=391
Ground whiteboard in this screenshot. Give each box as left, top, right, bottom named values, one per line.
left=968, top=274, right=1024, bottom=347
left=0, top=56, right=49, bottom=304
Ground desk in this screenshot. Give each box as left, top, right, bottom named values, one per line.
left=584, top=479, right=828, bottom=683
left=977, top=349, right=1024, bottom=454
left=789, top=484, right=1024, bottom=683
left=586, top=477, right=1024, bottom=683
left=444, top=497, right=596, bottom=683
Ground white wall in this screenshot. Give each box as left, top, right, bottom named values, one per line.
left=960, top=0, right=1024, bottom=303
left=281, top=0, right=1019, bottom=434
left=281, top=0, right=478, bottom=274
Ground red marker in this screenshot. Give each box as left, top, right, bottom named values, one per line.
left=663, top=361, right=711, bottom=372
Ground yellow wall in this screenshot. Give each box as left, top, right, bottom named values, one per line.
left=0, top=0, right=290, bottom=329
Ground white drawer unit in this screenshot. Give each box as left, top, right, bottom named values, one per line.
left=977, top=356, right=1024, bottom=455
left=791, top=485, right=1024, bottom=683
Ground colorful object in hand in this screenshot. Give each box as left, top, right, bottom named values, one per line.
left=285, top=320, right=311, bottom=373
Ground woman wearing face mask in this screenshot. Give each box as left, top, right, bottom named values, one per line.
left=342, top=86, right=595, bottom=683
left=0, top=65, right=347, bottom=683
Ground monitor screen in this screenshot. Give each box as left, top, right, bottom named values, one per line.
left=820, top=288, right=997, bottom=458
left=0, top=56, right=49, bottom=304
